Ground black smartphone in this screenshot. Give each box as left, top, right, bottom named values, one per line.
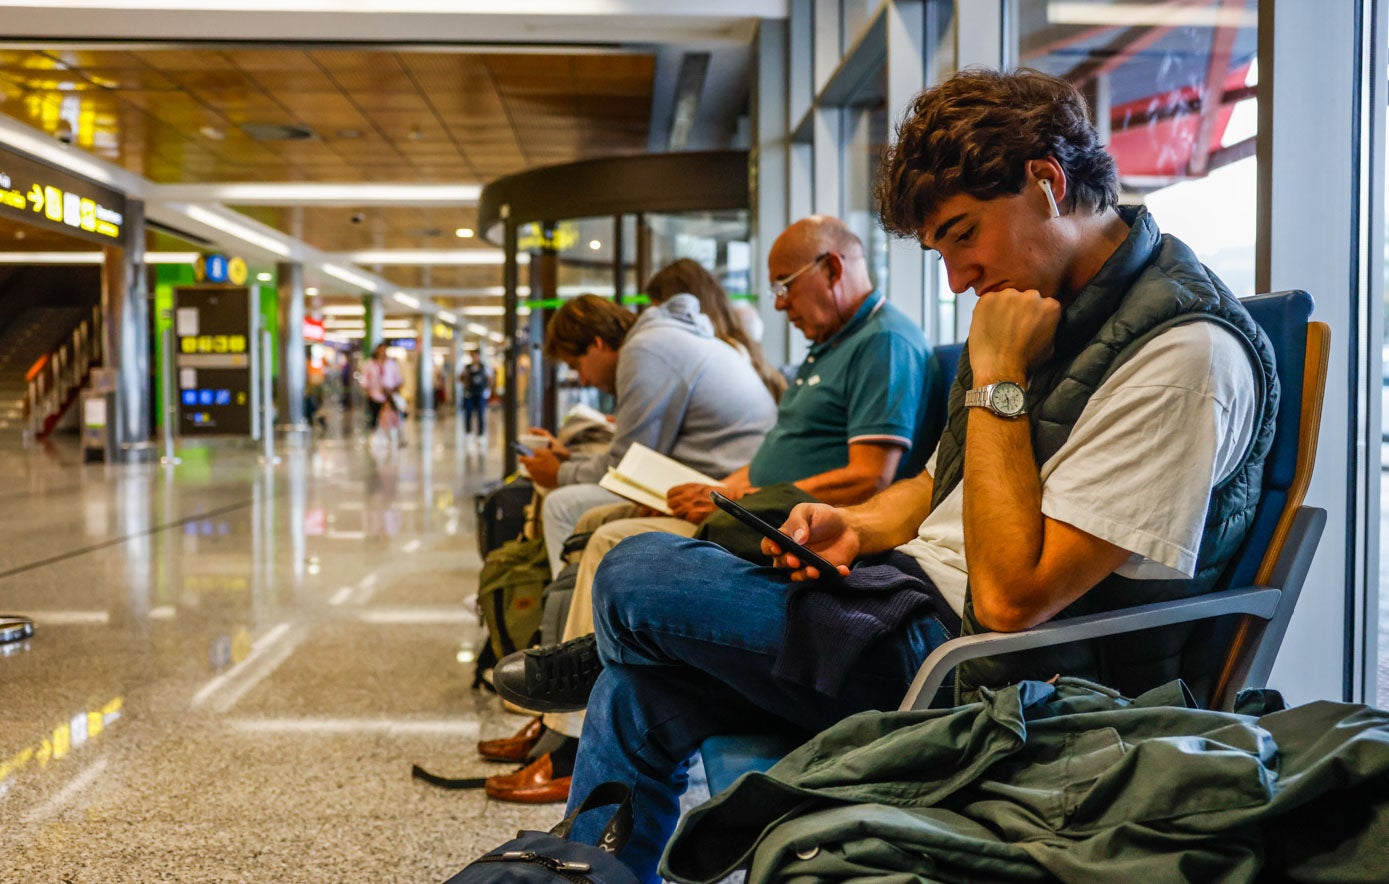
left=709, top=491, right=845, bottom=582
left=511, top=442, right=534, bottom=457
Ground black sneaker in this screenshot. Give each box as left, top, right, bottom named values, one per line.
left=493, top=635, right=603, bottom=714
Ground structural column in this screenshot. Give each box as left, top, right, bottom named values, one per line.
left=534, top=223, right=559, bottom=432
left=885, top=0, right=928, bottom=332
left=948, top=0, right=1008, bottom=343
left=364, top=294, right=384, bottom=353
left=276, top=261, right=308, bottom=432
left=416, top=315, right=435, bottom=419
left=103, top=197, right=153, bottom=462
left=752, top=17, right=791, bottom=367
left=502, top=213, right=520, bottom=475
left=452, top=329, right=465, bottom=415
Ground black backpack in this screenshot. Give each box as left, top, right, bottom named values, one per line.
left=443, top=782, right=641, bottom=883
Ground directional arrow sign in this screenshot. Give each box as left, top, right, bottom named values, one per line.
left=27, top=183, right=42, bottom=213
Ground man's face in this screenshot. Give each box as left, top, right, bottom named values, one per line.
left=564, top=338, right=619, bottom=394
left=919, top=190, right=1063, bottom=300
left=767, top=248, right=840, bottom=344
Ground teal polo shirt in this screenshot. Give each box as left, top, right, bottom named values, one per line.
left=748, top=291, right=933, bottom=487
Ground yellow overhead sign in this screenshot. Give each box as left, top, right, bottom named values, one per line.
left=0, top=153, right=125, bottom=244
left=518, top=222, right=578, bottom=252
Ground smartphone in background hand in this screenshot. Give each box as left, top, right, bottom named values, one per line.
left=709, top=491, right=846, bottom=582
left=511, top=442, right=534, bottom=457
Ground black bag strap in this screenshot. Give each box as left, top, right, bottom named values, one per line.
left=548, top=781, right=633, bottom=854
left=410, top=764, right=487, bottom=789
left=561, top=531, right=593, bottom=559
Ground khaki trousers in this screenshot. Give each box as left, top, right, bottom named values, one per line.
left=543, top=512, right=699, bottom=737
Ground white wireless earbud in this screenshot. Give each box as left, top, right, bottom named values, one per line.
left=1039, top=179, right=1061, bottom=219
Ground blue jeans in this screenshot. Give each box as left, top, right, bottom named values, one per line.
left=462, top=394, right=487, bottom=434
left=567, top=532, right=952, bottom=882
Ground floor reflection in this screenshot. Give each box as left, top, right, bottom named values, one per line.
left=0, top=414, right=548, bottom=880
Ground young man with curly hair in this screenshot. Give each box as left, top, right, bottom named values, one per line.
left=543, top=68, right=1279, bottom=881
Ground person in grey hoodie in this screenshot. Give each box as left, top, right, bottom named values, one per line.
left=521, top=290, right=779, bottom=579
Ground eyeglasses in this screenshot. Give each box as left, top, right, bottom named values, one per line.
left=770, top=252, right=832, bottom=301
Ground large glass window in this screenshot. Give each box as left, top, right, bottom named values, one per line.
left=844, top=67, right=890, bottom=297
left=1018, top=0, right=1258, bottom=295
left=1380, top=68, right=1389, bottom=708
left=641, top=211, right=752, bottom=300
left=512, top=211, right=753, bottom=426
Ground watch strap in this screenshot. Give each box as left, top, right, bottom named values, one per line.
left=963, top=384, right=993, bottom=410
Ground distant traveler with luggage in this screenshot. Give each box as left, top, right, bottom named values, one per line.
left=361, top=343, right=403, bottom=429
left=461, top=350, right=492, bottom=441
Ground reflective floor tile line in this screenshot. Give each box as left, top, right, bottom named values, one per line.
left=190, top=621, right=295, bottom=709
left=20, top=758, right=109, bottom=825
left=225, top=718, right=481, bottom=737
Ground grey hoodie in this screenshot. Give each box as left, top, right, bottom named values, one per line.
left=557, top=293, right=778, bottom=485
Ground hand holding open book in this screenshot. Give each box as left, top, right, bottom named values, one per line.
left=599, top=444, right=723, bottom=515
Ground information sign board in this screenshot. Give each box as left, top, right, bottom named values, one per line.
left=173, top=286, right=253, bottom=436
left=0, top=148, right=126, bottom=246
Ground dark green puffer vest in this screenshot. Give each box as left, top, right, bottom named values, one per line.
left=932, top=207, right=1278, bottom=704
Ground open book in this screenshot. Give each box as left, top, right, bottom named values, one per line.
left=599, top=443, right=723, bottom=514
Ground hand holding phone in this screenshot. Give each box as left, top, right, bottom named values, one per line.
left=511, top=442, right=534, bottom=457
left=709, top=491, right=848, bottom=583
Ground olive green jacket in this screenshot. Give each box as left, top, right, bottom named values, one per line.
left=662, top=679, right=1389, bottom=883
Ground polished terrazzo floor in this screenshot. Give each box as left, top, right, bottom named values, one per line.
left=0, top=417, right=581, bottom=882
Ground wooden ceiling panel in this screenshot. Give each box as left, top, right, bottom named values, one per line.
left=485, top=55, right=573, bottom=78
left=47, top=49, right=153, bottom=70
left=379, top=265, right=502, bottom=289
left=229, top=50, right=321, bottom=72
left=131, top=49, right=234, bottom=72
left=362, top=110, right=442, bottom=133
left=240, top=66, right=340, bottom=95
left=230, top=205, right=484, bottom=253
left=290, top=93, right=370, bottom=120
left=494, top=75, right=577, bottom=97
left=572, top=77, right=651, bottom=99
left=571, top=54, right=652, bottom=80
left=177, top=69, right=260, bottom=95
left=399, top=53, right=491, bottom=81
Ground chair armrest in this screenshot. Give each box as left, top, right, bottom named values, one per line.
left=897, top=587, right=1282, bottom=711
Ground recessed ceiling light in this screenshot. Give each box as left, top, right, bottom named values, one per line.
left=454, top=228, right=474, bottom=238
left=199, top=125, right=225, bottom=141
left=256, top=272, right=273, bottom=282
left=589, top=240, right=602, bottom=250
left=306, top=287, right=319, bottom=296
left=243, top=123, right=315, bottom=142
left=336, top=128, right=363, bottom=140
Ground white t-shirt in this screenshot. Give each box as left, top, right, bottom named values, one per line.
left=900, top=321, right=1259, bottom=617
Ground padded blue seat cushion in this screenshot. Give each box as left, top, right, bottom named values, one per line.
left=701, top=733, right=802, bottom=796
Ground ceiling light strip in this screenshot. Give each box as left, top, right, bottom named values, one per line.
left=321, top=263, right=379, bottom=293
left=179, top=204, right=292, bottom=257
left=155, top=182, right=482, bottom=206
left=338, top=249, right=516, bottom=266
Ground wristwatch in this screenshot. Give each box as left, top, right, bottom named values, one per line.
left=964, top=381, right=1027, bottom=418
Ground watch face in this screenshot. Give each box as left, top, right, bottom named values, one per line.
left=990, top=382, right=1026, bottom=416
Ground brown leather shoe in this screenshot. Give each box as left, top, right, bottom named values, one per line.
left=483, top=753, right=571, bottom=804
left=476, top=716, right=544, bottom=762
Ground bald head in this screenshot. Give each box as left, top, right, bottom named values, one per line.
left=768, top=215, right=875, bottom=342
left=778, top=215, right=865, bottom=264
